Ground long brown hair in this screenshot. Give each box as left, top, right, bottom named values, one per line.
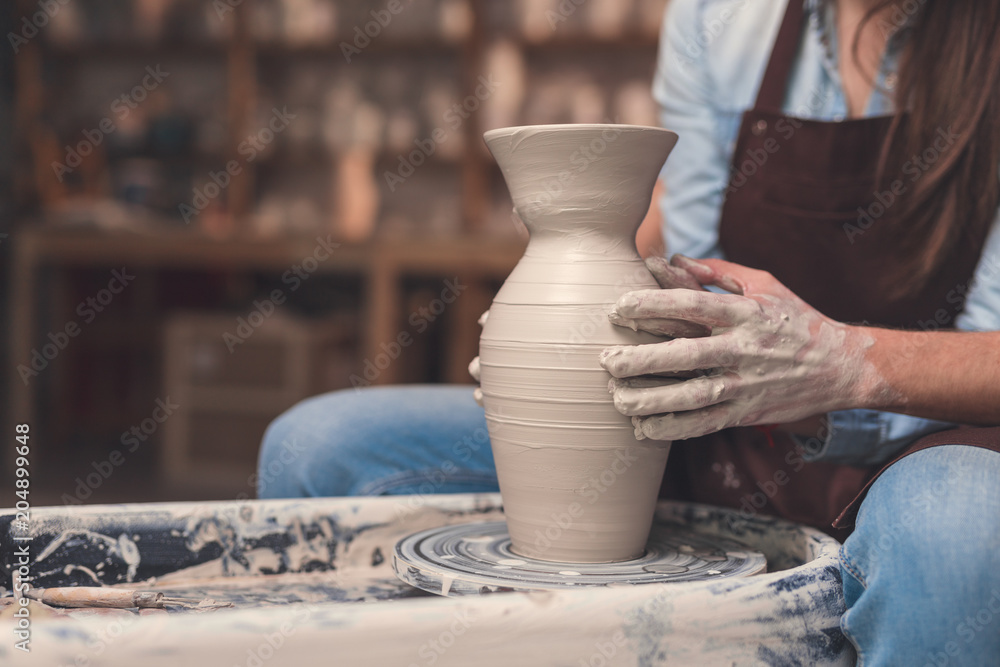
left=861, top=0, right=1000, bottom=297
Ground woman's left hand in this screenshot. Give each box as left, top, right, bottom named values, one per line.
left=600, top=256, right=883, bottom=441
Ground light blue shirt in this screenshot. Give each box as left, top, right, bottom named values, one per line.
left=652, top=0, right=1000, bottom=465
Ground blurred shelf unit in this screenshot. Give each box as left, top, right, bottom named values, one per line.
left=7, top=0, right=670, bottom=490
left=13, top=0, right=669, bottom=241
left=162, top=312, right=357, bottom=486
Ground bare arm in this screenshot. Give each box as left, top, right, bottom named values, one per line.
left=860, top=328, right=1000, bottom=424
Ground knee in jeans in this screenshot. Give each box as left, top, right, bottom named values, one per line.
left=259, top=418, right=309, bottom=469
left=863, top=494, right=992, bottom=588
left=256, top=417, right=309, bottom=497
left=256, top=397, right=341, bottom=496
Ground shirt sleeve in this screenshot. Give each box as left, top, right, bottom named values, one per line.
left=955, top=212, right=1000, bottom=333
left=796, top=411, right=956, bottom=466
left=800, top=215, right=1000, bottom=465
left=652, top=0, right=727, bottom=261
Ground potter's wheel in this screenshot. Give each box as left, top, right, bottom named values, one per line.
left=393, top=520, right=767, bottom=597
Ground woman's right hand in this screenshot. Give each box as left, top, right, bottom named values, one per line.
left=469, top=310, right=489, bottom=406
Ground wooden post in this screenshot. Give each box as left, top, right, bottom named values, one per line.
left=460, top=0, right=489, bottom=233
left=227, top=0, right=256, bottom=233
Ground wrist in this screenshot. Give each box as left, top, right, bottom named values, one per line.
left=842, top=324, right=902, bottom=412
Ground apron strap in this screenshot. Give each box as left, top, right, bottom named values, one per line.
left=755, top=0, right=808, bottom=111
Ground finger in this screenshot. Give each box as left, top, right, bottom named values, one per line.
left=473, top=386, right=484, bottom=407
left=469, top=356, right=481, bottom=383
left=632, top=403, right=738, bottom=441
left=670, top=255, right=745, bottom=295
left=600, top=336, right=738, bottom=377
left=609, top=373, right=739, bottom=416
left=608, top=310, right=711, bottom=338
left=478, top=311, right=489, bottom=327
left=605, top=372, right=706, bottom=391
left=611, top=289, right=757, bottom=328
left=644, top=255, right=704, bottom=291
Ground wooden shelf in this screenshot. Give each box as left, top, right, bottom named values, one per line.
left=516, top=32, right=660, bottom=50
left=254, top=39, right=465, bottom=57
left=41, top=40, right=230, bottom=58
left=17, top=226, right=374, bottom=272
left=6, top=0, right=667, bottom=490
left=7, top=225, right=526, bottom=470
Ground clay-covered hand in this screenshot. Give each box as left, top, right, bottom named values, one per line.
left=600, top=256, right=881, bottom=441
left=469, top=311, right=489, bottom=406
left=609, top=256, right=711, bottom=338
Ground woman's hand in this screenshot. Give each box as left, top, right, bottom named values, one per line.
left=468, top=310, right=490, bottom=406
left=600, top=256, right=885, bottom=441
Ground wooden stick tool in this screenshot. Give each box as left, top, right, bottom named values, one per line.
left=24, top=586, right=231, bottom=610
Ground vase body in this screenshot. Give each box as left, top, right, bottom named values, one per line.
left=480, top=124, right=679, bottom=563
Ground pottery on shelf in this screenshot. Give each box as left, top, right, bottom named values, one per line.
left=480, top=123, right=678, bottom=563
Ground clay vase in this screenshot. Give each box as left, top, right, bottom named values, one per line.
left=480, top=124, right=678, bottom=563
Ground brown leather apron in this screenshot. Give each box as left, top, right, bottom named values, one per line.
left=659, top=0, right=998, bottom=539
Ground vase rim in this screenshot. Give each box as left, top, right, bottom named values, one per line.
left=484, top=123, right=676, bottom=141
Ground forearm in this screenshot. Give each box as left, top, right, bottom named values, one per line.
left=854, top=327, right=1000, bottom=425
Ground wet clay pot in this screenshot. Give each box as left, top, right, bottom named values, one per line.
left=480, top=124, right=679, bottom=563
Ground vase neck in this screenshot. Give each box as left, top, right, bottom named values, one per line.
left=520, top=215, right=644, bottom=262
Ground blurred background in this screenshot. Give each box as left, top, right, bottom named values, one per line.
left=2, top=0, right=669, bottom=505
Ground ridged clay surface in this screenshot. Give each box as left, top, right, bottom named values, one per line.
left=481, top=124, right=679, bottom=562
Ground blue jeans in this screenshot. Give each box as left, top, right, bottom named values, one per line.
left=259, top=386, right=1000, bottom=666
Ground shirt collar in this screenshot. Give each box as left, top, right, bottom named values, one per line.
left=804, top=0, right=904, bottom=114
left=807, top=0, right=913, bottom=49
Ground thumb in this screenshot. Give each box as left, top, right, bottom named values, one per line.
left=669, top=255, right=755, bottom=295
